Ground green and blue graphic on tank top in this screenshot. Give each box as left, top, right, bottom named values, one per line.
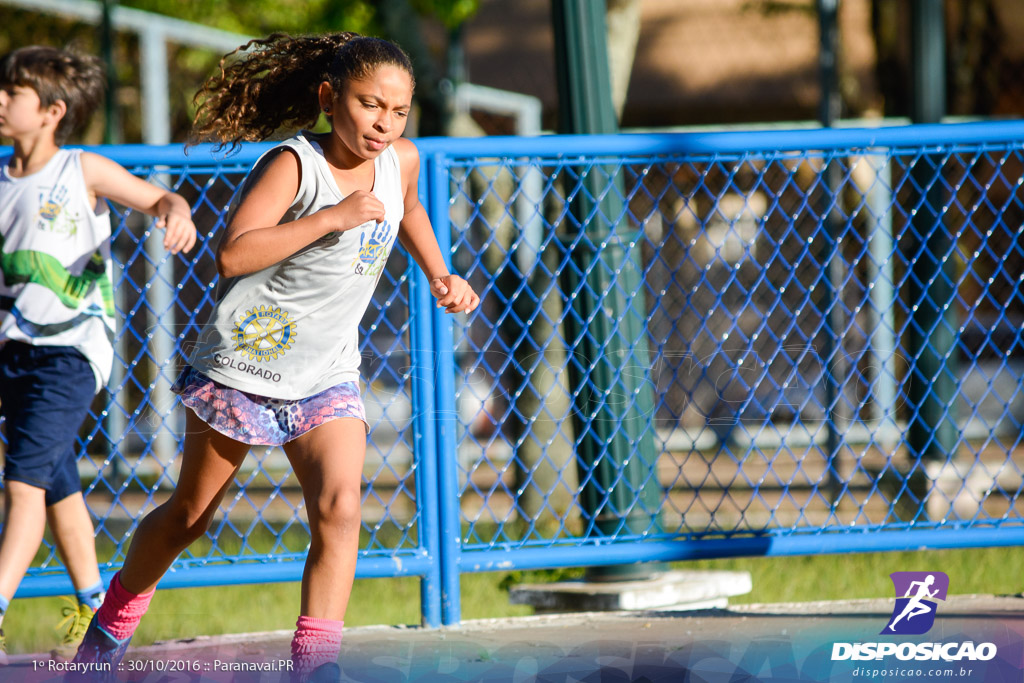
left=0, top=231, right=114, bottom=338
left=0, top=235, right=113, bottom=314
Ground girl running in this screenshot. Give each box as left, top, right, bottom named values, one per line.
left=74, top=32, right=478, bottom=682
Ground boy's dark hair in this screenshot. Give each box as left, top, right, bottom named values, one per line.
left=0, top=45, right=105, bottom=144
left=190, top=33, right=414, bottom=150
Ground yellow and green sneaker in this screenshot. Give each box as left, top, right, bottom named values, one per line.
left=0, top=628, right=8, bottom=665
left=51, top=597, right=96, bottom=661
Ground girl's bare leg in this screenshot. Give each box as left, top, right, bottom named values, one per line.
left=283, top=417, right=367, bottom=620
left=118, top=410, right=250, bottom=594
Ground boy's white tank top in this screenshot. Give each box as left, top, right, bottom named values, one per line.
left=189, top=133, right=403, bottom=400
left=0, top=149, right=115, bottom=393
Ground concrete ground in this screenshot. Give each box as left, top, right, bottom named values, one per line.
left=5, top=594, right=1023, bottom=682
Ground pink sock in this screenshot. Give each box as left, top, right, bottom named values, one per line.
left=290, top=616, right=344, bottom=677
left=94, top=572, right=155, bottom=641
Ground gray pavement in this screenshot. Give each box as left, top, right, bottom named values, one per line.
left=6, top=594, right=1024, bottom=682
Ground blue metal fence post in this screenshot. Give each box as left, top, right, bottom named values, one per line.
left=425, top=150, right=463, bottom=625
left=412, top=157, right=442, bottom=628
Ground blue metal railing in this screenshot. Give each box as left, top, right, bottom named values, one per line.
left=3, top=120, right=1024, bottom=626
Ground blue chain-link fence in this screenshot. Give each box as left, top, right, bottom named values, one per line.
left=3, top=121, right=1024, bottom=626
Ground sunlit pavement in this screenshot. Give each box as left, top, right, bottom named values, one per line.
left=6, top=594, right=1023, bottom=682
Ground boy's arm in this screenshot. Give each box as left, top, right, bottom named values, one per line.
left=394, top=139, right=478, bottom=314
left=80, top=152, right=197, bottom=254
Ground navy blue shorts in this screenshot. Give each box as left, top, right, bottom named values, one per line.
left=0, top=342, right=97, bottom=505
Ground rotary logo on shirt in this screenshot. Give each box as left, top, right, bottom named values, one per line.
left=36, top=184, right=80, bottom=237
left=352, top=219, right=394, bottom=277
left=231, top=305, right=297, bottom=361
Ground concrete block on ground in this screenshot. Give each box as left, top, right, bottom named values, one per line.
left=509, top=569, right=752, bottom=613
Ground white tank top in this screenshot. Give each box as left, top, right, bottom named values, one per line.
left=189, top=133, right=404, bottom=400
left=0, top=148, right=115, bottom=393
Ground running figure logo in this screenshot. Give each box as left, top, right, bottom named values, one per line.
left=883, top=571, right=949, bottom=635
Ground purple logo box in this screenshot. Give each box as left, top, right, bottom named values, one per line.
left=882, top=571, right=950, bottom=635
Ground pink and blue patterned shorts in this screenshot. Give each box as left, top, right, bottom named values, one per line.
left=172, top=366, right=367, bottom=446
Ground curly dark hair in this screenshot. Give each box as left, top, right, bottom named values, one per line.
left=0, top=45, right=105, bottom=144
left=190, top=32, right=414, bottom=150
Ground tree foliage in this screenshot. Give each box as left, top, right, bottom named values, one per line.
left=119, top=0, right=377, bottom=38
left=410, top=0, right=480, bottom=30
left=0, top=0, right=481, bottom=143
left=119, top=0, right=479, bottom=39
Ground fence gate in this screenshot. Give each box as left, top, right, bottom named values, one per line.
left=3, top=121, right=1024, bottom=627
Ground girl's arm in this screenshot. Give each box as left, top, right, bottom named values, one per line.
left=80, top=152, right=197, bottom=254
left=394, top=139, right=479, bottom=314
left=214, top=149, right=386, bottom=278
